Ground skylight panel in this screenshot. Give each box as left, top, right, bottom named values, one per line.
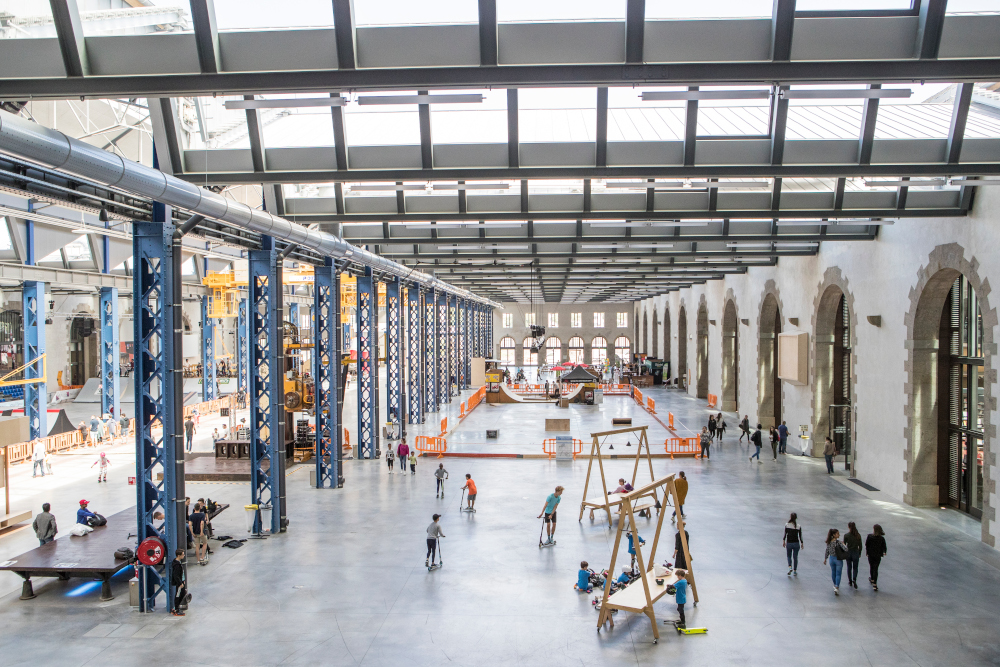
left=497, top=0, right=626, bottom=22
left=65, top=236, right=92, bottom=262
left=519, top=88, right=596, bottom=143
left=796, top=0, right=914, bottom=9
left=214, top=0, right=334, bottom=30
left=430, top=89, right=507, bottom=144
left=947, top=0, right=1000, bottom=14
left=645, top=0, right=772, bottom=19
left=80, top=0, right=193, bottom=36
left=0, top=0, right=55, bottom=39
left=355, top=0, right=478, bottom=26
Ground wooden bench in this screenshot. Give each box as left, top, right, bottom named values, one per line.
left=0, top=511, right=31, bottom=529
left=612, top=417, right=632, bottom=426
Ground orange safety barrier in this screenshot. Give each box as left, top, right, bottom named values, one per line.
left=600, top=383, right=632, bottom=395
left=668, top=412, right=675, bottom=430
left=439, top=417, right=448, bottom=436
left=707, top=394, right=718, bottom=408
left=632, top=387, right=645, bottom=407
left=459, top=402, right=466, bottom=418
left=415, top=435, right=447, bottom=458
left=465, top=386, right=486, bottom=415
left=5, top=429, right=90, bottom=465
left=665, top=436, right=701, bottom=459
left=542, top=438, right=583, bottom=459
left=646, top=397, right=656, bottom=414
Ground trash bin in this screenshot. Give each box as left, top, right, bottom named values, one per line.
left=244, top=504, right=258, bottom=533
left=129, top=575, right=140, bottom=608
left=260, top=504, right=273, bottom=532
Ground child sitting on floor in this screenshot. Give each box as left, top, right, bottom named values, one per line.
left=575, top=561, right=593, bottom=593
left=617, top=565, right=633, bottom=586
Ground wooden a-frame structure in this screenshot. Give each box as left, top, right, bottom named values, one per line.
left=578, top=425, right=659, bottom=526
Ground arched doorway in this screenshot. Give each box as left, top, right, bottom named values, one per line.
left=498, top=336, right=516, bottom=366
left=678, top=306, right=688, bottom=390
left=814, top=286, right=852, bottom=464
left=722, top=300, right=738, bottom=412
left=758, top=294, right=781, bottom=429
left=652, top=309, right=658, bottom=358
left=544, top=336, right=562, bottom=364
left=696, top=303, right=709, bottom=399
left=591, top=336, right=608, bottom=365
left=69, top=316, right=99, bottom=386
left=614, top=336, right=631, bottom=363
left=642, top=310, right=648, bottom=354
left=568, top=336, right=584, bottom=364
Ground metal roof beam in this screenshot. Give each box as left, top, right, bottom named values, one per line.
left=625, top=0, right=645, bottom=64
left=916, top=0, right=948, bottom=60
left=684, top=87, right=698, bottom=166
left=190, top=0, right=221, bottom=74
left=331, top=98, right=348, bottom=170
left=947, top=82, right=974, bottom=165
left=507, top=89, right=519, bottom=169
left=857, top=83, right=880, bottom=166
left=244, top=95, right=266, bottom=173
left=596, top=87, right=609, bottom=168
left=770, top=85, right=788, bottom=165
left=49, top=0, right=89, bottom=77
left=770, top=0, right=796, bottom=62
left=418, top=90, right=433, bottom=169
left=148, top=98, right=182, bottom=176
left=332, top=0, right=357, bottom=70
left=478, top=0, right=498, bottom=67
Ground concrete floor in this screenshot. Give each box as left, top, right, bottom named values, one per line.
left=2, top=386, right=1000, bottom=666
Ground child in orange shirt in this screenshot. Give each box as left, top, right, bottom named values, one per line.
left=462, top=474, right=477, bottom=512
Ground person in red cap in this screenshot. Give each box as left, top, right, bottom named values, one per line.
left=76, top=499, right=98, bottom=526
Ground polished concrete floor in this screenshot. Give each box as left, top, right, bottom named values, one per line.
left=2, top=386, right=1000, bottom=666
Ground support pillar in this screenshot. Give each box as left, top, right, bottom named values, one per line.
left=457, top=299, right=467, bottom=390
left=438, top=291, right=449, bottom=404
left=425, top=289, right=438, bottom=413
left=22, top=281, right=46, bottom=440
left=100, top=287, right=120, bottom=420
left=249, top=237, right=286, bottom=534
left=472, top=304, right=480, bottom=359
left=448, top=296, right=458, bottom=397
left=313, top=259, right=341, bottom=488
left=201, top=295, right=216, bottom=401
left=386, top=278, right=402, bottom=426
left=407, top=287, right=424, bottom=424
left=356, top=269, right=379, bottom=459
left=237, top=297, right=248, bottom=396
left=486, top=307, right=493, bottom=359
left=133, top=216, right=183, bottom=613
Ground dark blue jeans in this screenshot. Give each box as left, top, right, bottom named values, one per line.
left=829, top=557, right=843, bottom=586
left=846, top=551, right=861, bottom=584
left=825, top=455, right=834, bottom=473
left=786, top=542, right=800, bottom=570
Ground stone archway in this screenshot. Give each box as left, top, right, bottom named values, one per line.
left=722, top=295, right=739, bottom=412
left=811, top=268, right=858, bottom=460
left=678, top=302, right=688, bottom=390
left=757, top=281, right=783, bottom=429
left=696, top=298, right=709, bottom=399
left=904, top=244, right=996, bottom=546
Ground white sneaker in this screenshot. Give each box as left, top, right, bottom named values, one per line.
left=787, top=568, right=792, bottom=576
left=834, top=586, right=839, bottom=595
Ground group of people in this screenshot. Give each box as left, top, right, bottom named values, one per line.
left=781, top=513, right=888, bottom=594
left=385, top=439, right=418, bottom=474
left=78, top=413, right=128, bottom=447
left=31, top=499, right=103, bottom=546
left=739, top=418, right=790, bottom=463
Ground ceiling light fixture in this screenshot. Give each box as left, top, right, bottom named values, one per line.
left=358, top=93, right=484, bottom=105
left=780, top=89, right=911, bottom=100
left=949, top=178, right=1000, bottom=186
left=580, top=243, right=674, bottom=250
left=641, top=90, right=771, bottom=101
left=863, top=179, right=946, bottom=187
left=431, top=183, right=510, bottom=191
left=435, top=244, right=530, bottom=250
left=224, top=96, right=348, bottom=110
left=348, top=184, right=426, bottom=192
left=587, top=220, right=713, bottom=228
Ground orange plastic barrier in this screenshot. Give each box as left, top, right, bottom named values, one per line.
left=600, top=383, right=632, bottom=396
left=665, top=437, right=701, bottom=459
left=668, top=412, right=675, bottom=430
left=542, top=438, right=583, bottom=459
left=415, top=435, right=447, bottom=458
left=707, top=394, right=718, bottom=408
left=646, top=397, right=656, bottom=414
left=632, top=387, right=645, bottom=407
left=465, top=386, right=486, bottom=415
left=439, top=417, right=448, bottom=436
left=459, top=402, right=466, bottom=418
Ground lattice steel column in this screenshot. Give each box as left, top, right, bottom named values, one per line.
left=250, top=237, right=286, bottom=534
left=386, top=278, right=403, bottom=425
left=438, top=291, right=449, bottom=404
left=486, top=307, right=494, bottom=359
left=132, top=219, right=183, bottom=613
left=313, top=259, right=341, bottom=488
left=448, top=296, right=458, bottom=397
left=472, top=304, right=480, bottom=359
left=237, top=297, right=248, bottom=395
left=99, top=287, right=121, bottom=420
left=22, top=281, right=46, bottom=442
left=425, top=289, right=438, bottom=413
left=356, top=269, right=379, bottom=459
left=407, top=286, right=424, bottom=424
left=201, top=295, right=216, bottom=401
left=456, top=299, right=467, bottom=390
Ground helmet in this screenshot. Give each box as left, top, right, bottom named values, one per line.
left=622, top=566, right=630, bottom=573
left=100, top=452, right=106, bottom=457
left=79, top=499, right=89, bottom=506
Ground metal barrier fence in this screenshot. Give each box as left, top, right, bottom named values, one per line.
left=415, top=435, right=447, bottom=458
left=542, top=438, right=582, bottom=459
left=665, top=437, right=701, bottom=459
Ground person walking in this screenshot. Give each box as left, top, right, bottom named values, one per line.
left=749, top=424, right=763, bottom=463
left=739, top=415, right=751, bottom=443
left=716, top=413, right=726, bottom=444
left=672, top=527, right=691, bottom=571
left=823, top=436, right=836, bottom=474
left=31, top=439, right=46, bottom=477
left=426, top=513, right=445, bottom=567
left=671, top=471, right=688, bottom=523
left=865, top=524, right=887, bottom=591
left=782, top=512, right=803, bottom=575
left=699, top=427, right=711, bottom=460
left=707, top=415, right=717, bottom=442
left=408, top=450, right=417, bottom=474
left=32, top=503, right=57, bottom=546
left=434, top=463, right=449, bottom=497
left=89, top=414, right=101, bottom=446
left=385, top=447, right=395, bottom=474
left=184, top=416, right=196, bottom=453
left=823, top=528, right=847, bottom=595
left=537, top=485, right=563, bottom=544
left=778, top=421, right=789, bottom=454
left=170, top=549, right=188, bottom=616
left=769, top=427, right=779, bottom=461
left=397, top=439, right=410, bottom=472
left=189, top=502, right=209, bottom=566
left=844, top=521, right=863, bottom=589
left=91, top=452, right=111, bottom=483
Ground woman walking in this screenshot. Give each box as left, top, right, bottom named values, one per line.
left=782, top=513, right=803, bottom=575
left=716, top=413, right=726, bottom=443
left=865, top=524, right=887, bottom=591
left=769, top=427, right=779, bottom=461
left=739, top=415, right=751, bottom=443
left=844, top=522, right=863, bottom=589
left=823, top=528, right=847, bottom=595
left=708, top=414, right=717, bottom=442
left=699, top=426, right=712, bottom=460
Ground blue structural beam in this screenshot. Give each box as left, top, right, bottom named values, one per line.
left=22, top=281, right=46, bottom=440
left=201, top=295, right=216, bottom=401
left=425, top=289, right=438, bottom=413
left=448, top=296, right=458, bottom=397
left=132, top=217, right=183, bottom=613
left=385, top=278, right=402, bottom=426
left=457, top=299, right=467, bottom=390
left=486, top=307, right=493, bottom=359
left=356, top=269, right=378, bottom=459
left=437, top=291, right=449, bottom=404
left=249, top=237, right=286, bottom=534
left=237, top=297, right=248, bottom=396
left=100, top=287, right=120, bottom=420
left=407, top=286, right=424, bottom=424
left=313, top=259, right=341, bottom=488
left=471, top=304, right=480, bottom=359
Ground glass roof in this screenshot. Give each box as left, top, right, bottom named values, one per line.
left=79, top=0, right=192, bottom=36
left=497, top=0, right=627, bottom=22
left=645, top=0, right=772, bottom=20
left=215, top=0, right=333, bottom=31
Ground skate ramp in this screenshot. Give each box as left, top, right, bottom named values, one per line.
left=497, top=383, right=526, bottom=403
left=71, top=378, right=134, bottom=404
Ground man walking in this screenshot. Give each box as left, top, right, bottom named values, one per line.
left=750, top=424, right=763, bottom=463
left=89, top=414, right=101, bottom=446
left=184, top=415, right=196, bottom=453
left=31, top=439, right=46, bottom=477
left=170, top=549, right=188, bottom=616
left=189, top=502, right=209, bottom=565
left=823, top=436, right=836, bottom=474
left=32, top=503, right=57, bottom=545
left=739, top=415, right=751, bottom=443
left=778, top=421, right=789, bottom=454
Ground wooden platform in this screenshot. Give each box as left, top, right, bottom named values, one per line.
left=604, top=568, right=680, bottom=613
left=158, top=457, right=303, bottom=481
left=0, top=508, right=136, bottom=601
left=0, top=510, right=31, bottom=529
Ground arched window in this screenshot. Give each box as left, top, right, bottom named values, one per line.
left=591, top=336, right=608, bottom=365
left=614, top=336, right=631, bottom=363
left=567, top=336, right=585, bottom=364
left=498, top=336, right=516, bottom=366
left=522, top=337, right=538, bottom=366
left=545, top=336, right=562, bottom=364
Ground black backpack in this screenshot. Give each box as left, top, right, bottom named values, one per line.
left=86, top=513, right=107, bottom=527
left=114, top=547, right=135, bottom=561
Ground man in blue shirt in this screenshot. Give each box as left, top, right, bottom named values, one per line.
left=76, top=499, right=97, bottom=525
left=536, top=485, right=563, bottom=545
left=778, top=421, right=789, bottom=454
left=674, top=569, right=689, bottom=628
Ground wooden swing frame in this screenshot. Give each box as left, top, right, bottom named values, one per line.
left=578, top=425, right=658, bottom=526
left=595, top=474, right=698, bottom=643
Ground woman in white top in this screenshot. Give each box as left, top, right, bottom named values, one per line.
left=782, top=512, right=803, bottom=575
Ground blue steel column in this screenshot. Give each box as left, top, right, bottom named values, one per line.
left=100, top=287, right=120, bottom=420
left=22, top=281, right=46, bottom=440
left=237, top=297, right=248, bottom=395
left=448, top=296, right=458, bottom=397
left=289, top=302, right=299, bottom=328
left=249, top=237, right=286, bottom=534
left=407, top=287, right=424, bottom=424
left=424, top=289, right=438, bottom=413
left=356, top=269, right=378, bottom=459
left=472, top=304, right=480, bottom=359
left=313, top=259, right=341, bottom=488
left=487, top=307, right=494, bottom=359
left=133, top=218, right=182, bottom=613
left=385, top=279, right=402, bottom=425
left=201, top=295, right=216, bottom=401
left=437, top=292, right=449, bottom=404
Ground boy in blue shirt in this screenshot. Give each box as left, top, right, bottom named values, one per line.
left=536, top=485, right=564, bottom=545
left=76, top=499, right=97, bottom=525
left=574, top=561, right=593, bottom=593
left=627, top=530, right=646, bottom=569
left=673, top=569, right=689, bottom=629
left=616, top=566, right=632, bottom=586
